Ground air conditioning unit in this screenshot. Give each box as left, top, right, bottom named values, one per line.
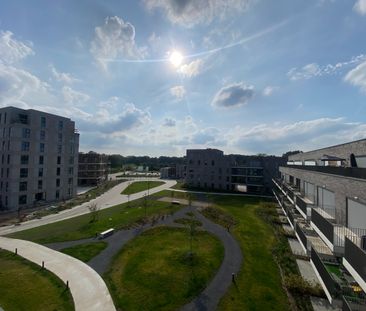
left=361, top=235, right=366, bottom=251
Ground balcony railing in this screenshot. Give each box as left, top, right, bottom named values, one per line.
left=343, top=237, right=366, bottom=293
left=311, top=247, right=340, bottom=302
left=296, top=223, right=310, bottom=253
left=283, top=165, right=366, bottom=180
left=312, top=208, right=335, bottom=248
left=342, top=295, right=366, bottom=311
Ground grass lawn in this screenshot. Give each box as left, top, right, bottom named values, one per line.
left=0, top=249, right=74, bottom=311
left=8, top=194, right=180, bottom=244
left=61, top=242, right=108, bottom=262
left=174, top=218, right=202, bottom=227
left=104, top=226, right=224, bottom=311
left=202, top=195, right=290, bottom=311
left=121, top=181, right=165, bottom=195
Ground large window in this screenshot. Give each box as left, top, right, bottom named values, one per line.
left=21, top=141, right=30, bottom=151
left=18, top=195, right=27, bottom=205
left=355, top=156, right=366, bottom=168
left=347, top=199, right=366, bottom=229
left=20, top=168, right=28, bottom=178
left=19, top=181, right=27, bottom=191
left=40, top=143, right=45, bottom=152
left=38, top=168, right=43, bottom=177
left=304, top=182, right=315, bottom=202
left=22, top=128, right=30, bottom=139
left=317, top=187, right=335, bottom=212
left=41, top=116, right=46, bottom=128
left=21, top=155, right=29, bottom=165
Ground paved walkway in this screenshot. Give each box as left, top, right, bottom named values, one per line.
left=0, top=236, right=116, bottom=311
left=0, top=178, right=176, bottom=236
left=47, top=204, right=243, bottom=310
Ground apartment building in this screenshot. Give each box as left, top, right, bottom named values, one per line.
left=0, top=106, right=79, bottom=211
left=184, top=148, right=285, bottom=194
left=273, top=139, right=366, bottom=309
left=78, top=151, right=109, bottom=186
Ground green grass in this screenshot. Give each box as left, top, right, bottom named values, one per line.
left=0, top=249, right=74, bottom=311
left=104, top=226, right=224, bottom=311
left=8, top=194, right=180, bottom=244
left=61, top=242, right=108, bottom=262
left=325, top=264, right=342, bottom=278
left=121, top=181, right=165, bottom=195
left=202, top=195, right=290, bottom=311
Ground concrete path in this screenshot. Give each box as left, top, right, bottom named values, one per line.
left=46, top=204, right=243, bottom=311
left=0, top=178, right=176, bottom=236
left=0, top=236, right=116, bottom=311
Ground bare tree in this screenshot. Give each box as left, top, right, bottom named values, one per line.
left=89, top=203, right=100, bottom=223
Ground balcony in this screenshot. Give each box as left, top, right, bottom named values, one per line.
left=295, top=194, right=313, bottom=220
left=342, top=295, right=366, bottom=311
left=343, top=237, right=366, bottom=293
left=283, top=165, right=366, bottom=181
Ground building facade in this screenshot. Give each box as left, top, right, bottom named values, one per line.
left=0, top=107, right=79, bottom=211
left=78, top=151, right=109, bottom=186
left=273, top=139, right=366, bottom=308
left=184, top=148, right=285, bottom=194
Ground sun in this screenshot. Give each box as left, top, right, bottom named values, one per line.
left=169, top=50, right=183, bottom=67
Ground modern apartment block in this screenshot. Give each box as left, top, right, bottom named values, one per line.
left=78, top=151, right=109, bottom=186
left=273, top=139, right=366, bottom=309
left=0, top=106, right=79, bottom=211
left=184, top=148, right=285, bottom=194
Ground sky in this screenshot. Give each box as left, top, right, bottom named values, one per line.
left=1, top=0, right=366, bottom=156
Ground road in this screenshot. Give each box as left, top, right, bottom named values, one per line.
left=0, top=236, right=116, bottom=311
left=0, top=178, right=176, bottom=236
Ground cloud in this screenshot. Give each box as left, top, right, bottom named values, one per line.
left=212, top=82, right=254, bottom=108
left=287, top=54, right=366, bottom=81
left=354, top=0, right=366, bottom=15
left=262, top=86, right=278, bottom=96
left=0, top=63, right=50, bottom=107
left=163, top=117, right=176, bottom=127
left=230, top=118, right=366, bottom=154
left=62, top=86, right=90, bottom=106
left=50, top=65, right=79, bottom=84
left=178, top=58, right=204, bottom=78
left=144, top=0, right=251, bottom=27
left=90, top=16, right=142, bottom=71
left=192, top=127, right=221, bottom=144
left=0, top=30, right=34, bottom=64
left=344, top=60, right=366, bottom=93
left=170, top=85, right=186, bottom=99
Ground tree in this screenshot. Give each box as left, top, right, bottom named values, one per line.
left=88, top=203, right=100, bottom=223
left=282, top=150, right=303, bottom=158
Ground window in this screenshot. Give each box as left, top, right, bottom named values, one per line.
left=355, top=156, right=366, bottom=168
left=19, top=182, right=27, bottom=191
left=211, top=160, right=215, bottom=166
left=40, top=130, right=45, bottom=140
left=347, top=199, right=366, bottom=229
left=40, top=143, right=45, bottom=152
left=58, top=133, right=62, bottom=143
left=68, top=177, right=73, bottom=185
left=22, top=128, right=30, bottom=139
left=39, top=155, right=44, bottom=165
left=18, top=195, right=27, bottom=205
left=1, top=154, right=3, bottom=164
left=57, top=167, right=60, bottom=176
left=57, top=145, right=62, bottom=153
left=41, top=116, right=46, bottom=128
left=38, top=168, right=43, bottom=177
left=7, top=154, right=10, bottom=164
left=68, top=167, right=74, bottom=175
left=56, top=190, right=60, bottom=199
left=69, top=156, right=74, bottom=164
left=21, top=141, right=30, bottom=151
left=56, top=179, right=60, bottom=187
left=19, top=114, right=28, bottom=124
left=21, top=155, right=29, bottom=165
left=58, top=120, right=63, bottom=130
left=6, top=168, right=9, bottom=178
left=20, top=168, right=28, bottom=178
left=38, top=180, right=42, bottom=190
left=57, top=156, right=61, bottom=165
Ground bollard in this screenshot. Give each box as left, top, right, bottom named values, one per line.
left=15, top=248, right=17, bottom=255
left=66, top=280, right=69, bottom=289
left=42, top=261, right=44, bottom=269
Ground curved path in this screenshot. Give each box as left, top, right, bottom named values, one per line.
left=0, top=178, right=176, bottom=236
left=47, top=201, right=243, bottom=310
left=0, top=236, right=116, bottom=311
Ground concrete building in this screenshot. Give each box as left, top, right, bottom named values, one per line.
left=184, top=148, right=285, bottom=194
left=273, top=139, right=366, bottom=308
left=78, top=151, right=109, bottom=186
left=0, top=107, right=79, bottom=211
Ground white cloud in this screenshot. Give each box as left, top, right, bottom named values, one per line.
left=212, top=82, right=254, bottom=108
left=178, top=58, right=204, bottom=78
left=144, top=0, right=251, bottom=27
left=354, top=0, right=366, bottom=15
left=287, top=54, right=366, bottom=81
left=0, top=30, right=34, bottom=64
left=50, top=65, right=79, bottom=84
left=163, top=117, right=176, bottom=127
left=262, top=86, right=279, bottom=96
left=62, top=86, right=90, bottom=106
left=170, top=85, right=186, bottom=99
left=344, top=60, right=366, bottom=93
left=90, top=16, right=142, bottom=71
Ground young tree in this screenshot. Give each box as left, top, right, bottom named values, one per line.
left=88, top=203, right=100, bottom=223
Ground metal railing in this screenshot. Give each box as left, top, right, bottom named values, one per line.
left=312, top=208, right=334, bottom=244
left=295, top=195, right=308, bottom=216
left=296, top=223, right=309, bottom=252
left=344, top=237, right=366, bottom=285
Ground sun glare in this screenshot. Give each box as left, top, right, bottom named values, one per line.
left=169, top=50, right=183, bottom=67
